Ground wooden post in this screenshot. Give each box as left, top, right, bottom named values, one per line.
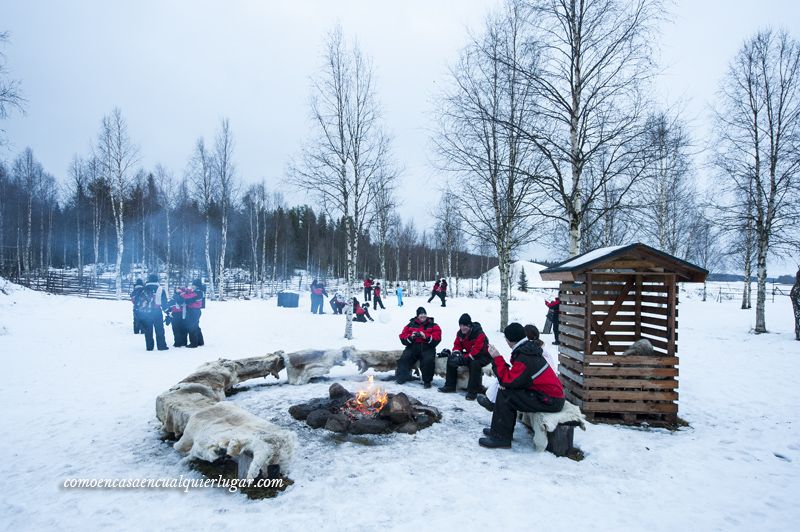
left=667, top=274, right=676, bottom=357
left=584, top=272, right=592, bottom=357
left=635, top=275, right=642, bottom=339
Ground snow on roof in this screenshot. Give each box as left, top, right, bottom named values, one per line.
left=556, top=245, right=626, bottom=270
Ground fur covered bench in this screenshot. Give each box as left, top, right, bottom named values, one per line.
left=518, top=401, right=586, bottom=457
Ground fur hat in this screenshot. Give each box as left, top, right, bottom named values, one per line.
left=459, top=313, right=472, bottom=326
left=503, top=322, right=526, bottom=343
left=416, top=306, right=427, bottom=317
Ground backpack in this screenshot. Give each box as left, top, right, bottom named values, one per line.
left=137, top=285, right=163, bottom=312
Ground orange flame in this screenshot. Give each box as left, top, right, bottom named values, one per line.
left=342, top=375, right=389, bottom=418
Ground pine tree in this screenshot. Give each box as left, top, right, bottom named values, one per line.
left=518, top=266, right=528, bottom=292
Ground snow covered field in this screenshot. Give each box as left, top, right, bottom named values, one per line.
left=0, top=279, right=798, bottom=531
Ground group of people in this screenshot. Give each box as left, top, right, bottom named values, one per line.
left=427, top=278, right=448, bottom=307
left=395, top=305, right=564, bottom=449
left=130, top=275, right=205, bottom=351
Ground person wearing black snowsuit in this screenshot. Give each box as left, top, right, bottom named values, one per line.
left=438, top=279, right=448, bottom=307
left=427, top=280, right=440, bottom=304
left=545, top=297, right=561, bottom=344
left=479, top=323, right=565, bottom=449
left=182, top=279, right=205, bottom=348
left=373, top=283, right=386, bottom=309
left=166, top=288, right=188, bottom=347
left=396, top=307, right=442, bottom=388
left=137, top=274, right=169, bottom=351
left=330, top=293, right=346, bottom=314
left=310, top=279, right=328, bottom=314
left=438, top=313, right=491, bottom=399
left=129, top=278, right=144, bottom=334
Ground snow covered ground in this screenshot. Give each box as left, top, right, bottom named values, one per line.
left=0, top=279, right=798, bottom=531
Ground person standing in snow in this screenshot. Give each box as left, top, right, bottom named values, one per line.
left=182, top=279, right=205, bottom=348
left=165, top=287, right=187, bottom=347
left=438, top=278, right=448, bottom=307
left=129, top=278, right=144, bottom=334
left=478, top=323, right=564, bottom=449
left=438, top=313, right=491, bottom=400
left=791, top=269, right=800, bottom=341
left=363, top=276, right=374, bottom=302
left=397, top=307, right=442, bottom=388
left=373, top=282, right=386, bottom=309
left=136, top=274, right=169, bottom=351
left=427, top=279, right=440, bottom=304
left=545, top=297, right=561, bottom=345
left=395, top=283, right=404, bottom=306
left=310, top=278, right=328, bottom=314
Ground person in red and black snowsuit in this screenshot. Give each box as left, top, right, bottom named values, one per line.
left=438, top=313, right=490, bottom=400
left=129, top=278, right=144, bottom=334
left=136, top=274, right=169, bottom=351
left=479, top=322, right=564, bottom=448
left=545, top=297, right=561, bottom=345
left=352, top=297, right=374, bottom=322
left=310, top=279, right=328, bottom=314
left=397, top=307, right=442, bottom=388
left=181, top=279, right=205, bottom=348
left=373, top=282, right=386, bottom=309
left=427, top=280, right=441, bottom=304
left=329, top=292, right=346, bottom=314
left=165, top=287, right=188, bottom=347
left=438, top=278, right=448, bottom=307
left=363, top=277, right=374, bottom=301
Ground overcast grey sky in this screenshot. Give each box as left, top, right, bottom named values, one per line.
left=2, top=0, right=799, bottom=270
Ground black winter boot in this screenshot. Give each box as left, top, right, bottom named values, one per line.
left=479, top=436, right=511, bottom=449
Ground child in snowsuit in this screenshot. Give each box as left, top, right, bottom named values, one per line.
left=373, top=282, right=386, bottom=309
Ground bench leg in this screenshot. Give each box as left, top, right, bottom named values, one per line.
left=546, top=424, right=575, bottom=457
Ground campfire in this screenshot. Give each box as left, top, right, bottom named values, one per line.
left=341, top=376, right=389, bottom=418
left=289, top=380, right=441, bottom=435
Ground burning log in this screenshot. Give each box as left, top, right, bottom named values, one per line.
left=291, top=382, right=442, bottom=436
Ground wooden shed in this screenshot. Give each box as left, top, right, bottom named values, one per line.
left=540, top=243, right=708, bottom=427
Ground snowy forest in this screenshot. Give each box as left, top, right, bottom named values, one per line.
left=1, top=0, right=799, bottom=334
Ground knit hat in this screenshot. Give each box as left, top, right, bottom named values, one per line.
left=459, top=313, right=472, bottom=326
left=416, top=306, right=427, bottom=317
left=503, top=322, right=526, bottom=343
left=134, top=279, right=144, bottom=287
left=147, top=274, right=158, bottom=283
left=192, top=278, right=202, bottom=288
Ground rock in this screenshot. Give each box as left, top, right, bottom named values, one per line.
left=413, top=404, right=442, bottom=422
left=306, top=409, right=332, bottom=429
left=379, top=392, right=414, bottom=424
left=288, top=397, right=335, bottom=420
left=324, top=413, right=351, bottom=433
left=396, top=422, right=418, bottom=434
left=414, top=414, right=434, bottom=429
left=350, top=417, right=391, bottom=435
left=329, top=383, right=353, bottom=400
left=623, top=339, right=655, bottom=356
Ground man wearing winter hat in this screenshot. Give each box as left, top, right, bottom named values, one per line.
left=396, top=307, right=442, bottom=388
left=479, top=322, right=565, bottom=448
left=438, top=313, right=491, bottom=400
left=136, top=274, right=169, bottom=351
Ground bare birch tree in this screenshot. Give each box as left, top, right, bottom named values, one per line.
left=68, top=155, right=87, bottom=279
left=291, top=25, right=397, bottom=339
left=512, top=0, right=660, bottom=256
left=213, top=118, right=237, bottom=300
left=435, top=1, right=545, bottom=329
left=95, top=108, right=139, bottom=299
left=155, top=164, right=178, bottom=293
left=712, top=29, right=800, bottom=333
left=188, top=137, right=216, bottom=299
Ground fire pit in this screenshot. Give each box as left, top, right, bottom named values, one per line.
left=289, top=377, right=442, bottom=435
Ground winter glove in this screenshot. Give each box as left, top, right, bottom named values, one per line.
left=438, top=348, right=452, bottom=358
left=447, top=352, right=465, bottom=367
